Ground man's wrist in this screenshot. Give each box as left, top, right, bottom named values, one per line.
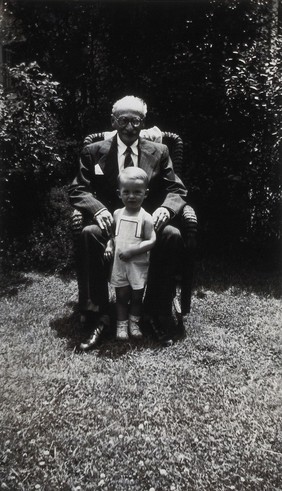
left=161, top=207, right=171, bottom=218
left=94, top=208, right=107, bottom=218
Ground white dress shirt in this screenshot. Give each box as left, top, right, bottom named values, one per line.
left=117, top=135, right=138, bottom=171
left=94, top=135, right=139, bottom=218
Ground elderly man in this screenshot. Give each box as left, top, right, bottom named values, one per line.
left=69, top=95, right=189, bottom=349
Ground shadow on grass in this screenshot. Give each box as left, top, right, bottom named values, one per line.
left=0, top=270, right=33, bottom=298
left=50, top=301, right=160, bottom=359
left=195, top=255, right=281, bottom=298
left=49, top=301, right=86, bottom=350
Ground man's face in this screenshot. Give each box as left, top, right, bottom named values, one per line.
left=111, top=108, right=145, bottom=146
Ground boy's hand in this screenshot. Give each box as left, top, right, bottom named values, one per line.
left=119, top=250, right=134, bottom=262
left=104, top=246, right=114, bottom=261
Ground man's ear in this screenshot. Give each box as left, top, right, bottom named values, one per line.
left=117, top=189, right=121, bottom=199
left=144, top=188, right=149, bottom=199
left=111, top=114, right=118, bottom=130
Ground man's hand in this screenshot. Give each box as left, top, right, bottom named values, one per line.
left=152, top=207, right=170, bottom=232
left=95, top=209, right=114, bottom=236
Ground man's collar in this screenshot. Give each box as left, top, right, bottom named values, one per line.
left=117, top=134, right=139, bottom=155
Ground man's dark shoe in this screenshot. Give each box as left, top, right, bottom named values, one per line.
left=80, top=315, right=109, bottom=350
left=173, top=318, right=186, bottom=340
left=79, top=311, right=96, bottom=330
left=149, top=316, right=174, bottom=347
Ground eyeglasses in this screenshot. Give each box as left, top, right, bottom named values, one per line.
left=112, top=115, right=144, bottom=128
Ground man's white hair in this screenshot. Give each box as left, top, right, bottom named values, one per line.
left=112, top=96, right=147, bottom=116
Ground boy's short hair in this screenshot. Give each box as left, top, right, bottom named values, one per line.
left=118, top=167, right=149, bottom=188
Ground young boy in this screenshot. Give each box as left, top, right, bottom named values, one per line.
left=104, top=167, right=156, bottom=340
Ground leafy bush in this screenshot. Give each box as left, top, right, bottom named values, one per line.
left=0, top=62, right=63, bottom=180
left=1, top=1, right=281, bottom=269
left=0, top=62, right=75, bottom=271
left=221, top=0, right=282, bottom=245
left=28, top=186, right=74, bottom=272
left=2, top=186, right=74, bottom=272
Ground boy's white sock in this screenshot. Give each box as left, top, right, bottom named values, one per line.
left=116, top=320, right=129, bottom=340
left=129, top=315, right=142, bottom=338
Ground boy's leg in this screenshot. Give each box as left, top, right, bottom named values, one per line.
left=129, top=288, right=144, bottom=317
left=115, top=286, right=131, bottom=340
left=129, top=288, right=144, bottom=338
left=116, top=285, right=131, bottom=320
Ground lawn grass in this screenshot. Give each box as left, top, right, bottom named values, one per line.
left=0, top=269, right=281, bottom=490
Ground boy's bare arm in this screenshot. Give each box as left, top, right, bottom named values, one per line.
left=104, top=237, right=115, bottom=260
left=142, top=216, right=157, bottom=251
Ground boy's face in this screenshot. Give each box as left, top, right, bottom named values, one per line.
left=118, top=178, right=148, bottom=211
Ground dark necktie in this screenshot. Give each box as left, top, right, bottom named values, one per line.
left=124, top=146, right=134, bottom=168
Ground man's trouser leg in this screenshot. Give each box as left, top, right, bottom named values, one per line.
left=75, top=224, right=109, bottom=315
left=144, top=224, right=184, bottom=318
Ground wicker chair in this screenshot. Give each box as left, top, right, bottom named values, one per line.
left=71, top=131, right=197, bottom=317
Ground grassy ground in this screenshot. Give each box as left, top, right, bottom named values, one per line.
left=0, top=268, right=281, bottom=491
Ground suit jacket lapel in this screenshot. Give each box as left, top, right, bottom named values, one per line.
left=95, top=136, right=157, bottom=188
left=138, top=138, right=158, bottom=180
left=96, top=135, right=119, bottom=190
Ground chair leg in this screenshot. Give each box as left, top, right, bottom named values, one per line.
left=180, top=204, right=197, bottom=316
left=181, top=253, right=195, bottom=316
left=173, top=293, right=181, bottom=315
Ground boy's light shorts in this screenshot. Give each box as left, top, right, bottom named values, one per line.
left=111, top=254, right=149, bottom=290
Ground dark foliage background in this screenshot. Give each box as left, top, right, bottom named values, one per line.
left=0, top=0, right=281, bottom=273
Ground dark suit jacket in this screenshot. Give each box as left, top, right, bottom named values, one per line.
left=69, top=135, right=187, bottom=218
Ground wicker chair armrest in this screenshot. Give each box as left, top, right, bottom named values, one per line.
left=161, top=131, right=184, bottom=178
left=83, top=132, right=105, bottom=145
left=71, top=209, right=84, bottom=237
left=180, top=204, right=197, bottom=247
